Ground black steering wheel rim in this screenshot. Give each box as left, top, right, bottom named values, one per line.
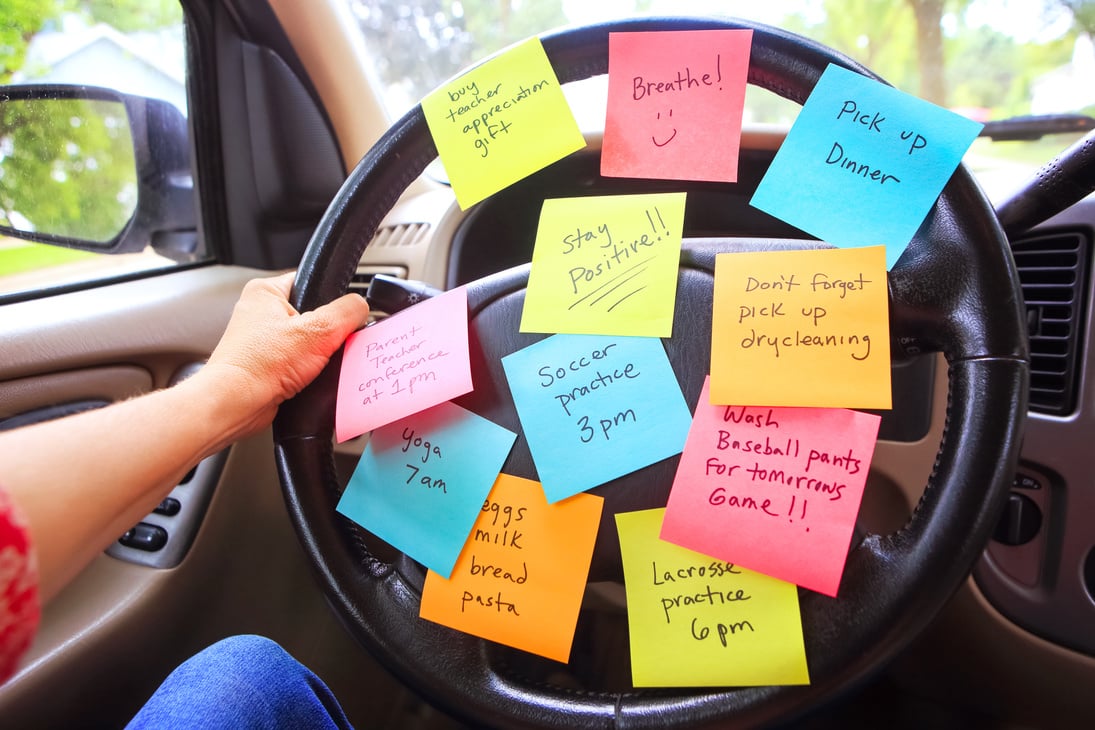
left=274, top=16, right=1028, bottom=729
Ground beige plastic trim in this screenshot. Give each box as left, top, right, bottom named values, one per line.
left=0, top=366, right=153, bottom=420
left=264, top=0, right=394, bottom=170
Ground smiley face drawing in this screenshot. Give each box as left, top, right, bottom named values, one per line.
left=652, top=109, right=677, bottom=147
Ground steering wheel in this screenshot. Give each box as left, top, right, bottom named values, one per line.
left=274, top=17, right=1027, bottom=729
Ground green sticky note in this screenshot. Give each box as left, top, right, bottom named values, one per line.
left=422, top=38, right=586, bottom=209
left=616, top=508, right=810, bottom=687
left=520, top=193, right=686, bottom=336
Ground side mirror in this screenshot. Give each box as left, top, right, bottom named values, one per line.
left=0, top=84, right=197, bottom=261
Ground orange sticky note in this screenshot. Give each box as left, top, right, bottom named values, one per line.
left=710, top=246, right=891, bottom=409
left=602, top=30, right=752, bottom=182
left=422, top=38, right=586, bottom=209
left=420, top=474, right=603, bottom=662
left=661, top=377, right=881, bottom=597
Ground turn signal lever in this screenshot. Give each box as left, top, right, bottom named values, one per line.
left=364, top=274, right=442, bottom=315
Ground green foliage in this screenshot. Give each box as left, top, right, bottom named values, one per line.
left=1055, top=0, right=1095, bottom=35
left=0, top=238, right=94, bottom=277
left=807, top=0, right=921, bottom=94
left=79, top=0, right=181, bottom=32
left=0, top=97, right=138, bottom=242
left=347, top=0, right=566, bottom=108
left=0, top=0, right=61, bottom=82
left=460, top=0, right=567, bottom=57
left=786, top=0, right=1080, bottom=116
left=1, top=0, right=181, bottom=83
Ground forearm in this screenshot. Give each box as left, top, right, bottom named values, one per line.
left=0, top=273, right=370, bottom=604
left=0, top=372, right=248, bottom=602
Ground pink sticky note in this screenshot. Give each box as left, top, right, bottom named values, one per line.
left=335, top=287, right=472, bottom=442
left=602, top=30, right=752, bottom=182
left=661, top=377, right=881, bottom=596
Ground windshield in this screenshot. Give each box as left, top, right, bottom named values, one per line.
left=344, top=0, right=1095, bottom=200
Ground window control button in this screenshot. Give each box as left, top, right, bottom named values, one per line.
left=154, top=497, right=181, bottom=516
left=119, top=523, right=168, bottom=552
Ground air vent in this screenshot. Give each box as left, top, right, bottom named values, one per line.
left=371, top=222, right=431, bottom=248
left=348, top=265, right=407, bottom=297
left=1012, top=230, right=1090, bottom=415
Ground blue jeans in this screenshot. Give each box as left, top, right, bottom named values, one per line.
left=126, top=635, right=353, bottom=729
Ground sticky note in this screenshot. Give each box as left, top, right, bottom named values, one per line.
left=661, top=377, right=881, bottom=596
left=501, top=334, right=693, bottom=502
left=602, top=30, right=752, bottom=182
left=520, top=193, right=686, bottom=337
left=616, top=508, right=808, bottom=687
left=336, top=401, right=516, bottom=578
left=420, top=474, right=603, bottom=662
left=422, top=38, right=586, bottom=209
left=710, top=246, right=891, bottom=409
left=750, top=63, right=984, bottom=268
left=335, top=287, right=472, bottom=443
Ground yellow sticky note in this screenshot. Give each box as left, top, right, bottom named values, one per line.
left=616, top=508, right=809, bottom=687
left=711, top=246, right=891, bottom=408
left=520, top=193, right=686, bottom=336
left=422, top=38, right=586, bottom=209
left=420, top=474, right=603, bottom=662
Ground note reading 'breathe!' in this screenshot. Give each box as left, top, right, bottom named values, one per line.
left=617, top=508, right=809, bottom=687
left=710, top=246, right=891, bottom=410
left=422, top=38, right=586, bottom=210
left=420, top=474, right=603, bottom=662
left=750, top=63, right=983, bottom=268
left=520, top=193, right=686, bottom=337
left=602, top=29, right=753, bottom=182
left=661, top=378, right=881, bottom=597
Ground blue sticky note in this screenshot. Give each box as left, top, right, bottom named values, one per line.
left=750, top=63, right=983, bottom=269
left=336, top=401, right=516, bottom=578
left=501, top=334, right=693, bottom=502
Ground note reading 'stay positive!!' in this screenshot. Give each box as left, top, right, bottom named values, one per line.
left=336, top=401, right=516, bottom=579
left=750, top=63, right=983, bottom=269
left=501, top=334, right=693, bottom=503
left=661, top=377, right=881, bottom=597
left=421, top=38, right=586, bottom=210
left=335, top=287, right=472, bottom=443
left=710, top=246, right=891, bottom=409
left=602, top=29, right=752, bottom=182
left=420, top=474, right=603, bottom=662
left=616, top=509, right=809, bottom=687
left=520, top=193, right=686, bottom=337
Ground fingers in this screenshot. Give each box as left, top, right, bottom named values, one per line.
left=269, top=271, right=296, bottom=294
left=312, top=292, right=372, bottom=340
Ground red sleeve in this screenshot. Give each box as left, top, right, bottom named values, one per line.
left=0, top=486, right=40, bottom=684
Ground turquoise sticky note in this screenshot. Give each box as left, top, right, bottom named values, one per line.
left=501, top=334, right=693, bottom=502
left=336, top=401, right=516, bottom=578
left=750, top=63, right=983, bottom=269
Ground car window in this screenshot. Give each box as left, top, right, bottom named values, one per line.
left=343, top=0, right=1093, bottom=202
left=0, top=0, right=197, bottom=300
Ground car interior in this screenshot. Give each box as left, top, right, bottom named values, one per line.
left=1, top=0, right=1094, bottom=728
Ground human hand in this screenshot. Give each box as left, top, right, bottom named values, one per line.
left=191, top=272, right=370, bottom=449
